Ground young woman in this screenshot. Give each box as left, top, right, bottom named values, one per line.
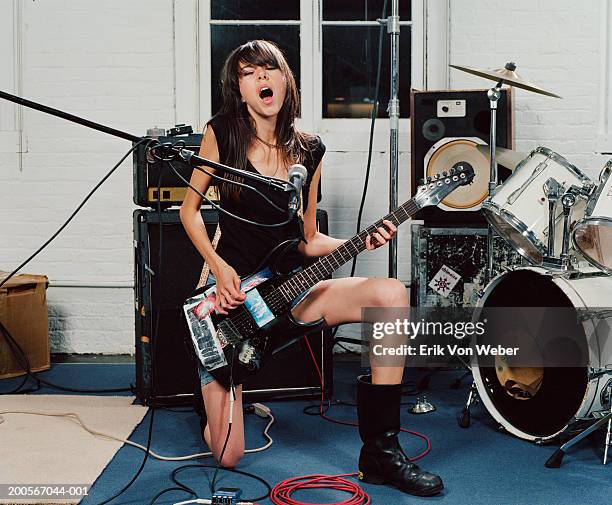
left=180, top=40, right=443, bottom=497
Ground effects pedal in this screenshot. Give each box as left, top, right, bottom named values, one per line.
left=212, top=488, right=242, bottom=505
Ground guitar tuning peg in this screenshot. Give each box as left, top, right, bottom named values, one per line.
left=426, top=176, right=432, bottom=183
left=442, top=171, right=448, bottom=177
left=449, top=167, right=456, bottom=175
left=433, top=173, right=440, bottom=180
left=419, top=178, right=425, bottom=185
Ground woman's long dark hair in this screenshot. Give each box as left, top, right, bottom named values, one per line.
left=211, top=40, right=316, bottom=201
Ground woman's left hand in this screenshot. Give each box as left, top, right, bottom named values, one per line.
left=365, top=219, right=397, bottom=250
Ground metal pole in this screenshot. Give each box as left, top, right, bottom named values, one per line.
left=486, top=85, right=501, bottom=283
left=388, top=0, right=400, bottom=278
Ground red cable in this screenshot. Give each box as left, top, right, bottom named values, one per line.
left=268, top=335, right=434, bottom=505
left=270, top=474, right=370, bottom=505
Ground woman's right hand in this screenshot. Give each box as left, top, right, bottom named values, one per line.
left=211, top=261, right=246, bottom=315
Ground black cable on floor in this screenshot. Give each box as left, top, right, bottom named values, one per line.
left=172, top=464, right=272, bottom=504
left=0, top=321, right=134, bottom=395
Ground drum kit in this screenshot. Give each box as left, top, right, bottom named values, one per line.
left=449, top=62, right=612, bottom=467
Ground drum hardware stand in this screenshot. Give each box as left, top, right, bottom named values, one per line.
left=559, top=191, right=578, bottom=267
left=542, top=184, right=591, bottom=271
left=541, top=177, right=570, bottom=270
left=409, top=395, right=436, bottom=414
left=457, top=381, right=479, bottom=428
left=485, top=80, right=504, bottom=284
left=543, top=177, right=563, bottom=255
left=472, top=71, right=514, bottom=423
left=545, top=377, right=612, bottom=467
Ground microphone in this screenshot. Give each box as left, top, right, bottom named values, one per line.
left=287, top=164, right=308, bottom=218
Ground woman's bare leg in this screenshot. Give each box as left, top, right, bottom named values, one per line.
left=201, top=381, right=245, bottom=467
left=291, top=276, right=408, bottom=382
left=291, top=276, right=443, bottom=496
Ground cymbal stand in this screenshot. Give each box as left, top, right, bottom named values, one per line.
left=485, top=62, right=520, bottom=283
left=485, top=82, right=503, bottom=283
left=467, top=65, right=511, bottom=429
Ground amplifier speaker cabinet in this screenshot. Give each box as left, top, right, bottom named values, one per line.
left=410, top=223, right=524, bottom=308
left=133, top=208, right=333, bottom=405
left=410, top=89, right=514, bottom=226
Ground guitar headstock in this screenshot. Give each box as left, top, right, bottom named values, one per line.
left=413, top=162, right=475, bottom=209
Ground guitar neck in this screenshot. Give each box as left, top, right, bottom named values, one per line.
left=277, top=198, right=419, bottom=302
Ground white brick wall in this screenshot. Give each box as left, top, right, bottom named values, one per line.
left=0, top=0, right=609, bottom=353
left=1, top=0, right=174, bottom=353
left=448, top=0, right=610, bottom=176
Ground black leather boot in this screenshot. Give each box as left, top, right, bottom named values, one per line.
left=357, top=374, right=443, bottom=497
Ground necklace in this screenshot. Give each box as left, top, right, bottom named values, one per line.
left=254, top=134, right=279, bottom=149
left=251, top=134, right=286, bottom=178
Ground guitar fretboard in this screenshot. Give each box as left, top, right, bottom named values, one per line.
left=275, top=198, right=419, bottom=302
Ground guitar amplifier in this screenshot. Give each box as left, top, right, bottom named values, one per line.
left=133, top=132, right=219, bottom=209
left=410, top=223, right=524, bottom=308
left=134, top=207, right=333, bottom=405
left=133, top=130, right=322, bottom=209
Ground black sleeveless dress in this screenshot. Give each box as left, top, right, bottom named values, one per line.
left=207, top=113, right=326, bottom=277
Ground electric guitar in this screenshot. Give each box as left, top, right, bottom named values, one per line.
left=183, top=163, right=475, bottom=388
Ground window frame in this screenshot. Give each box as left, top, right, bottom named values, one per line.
left=177, top=0, right=450, bottom=150
left=313, top=6, right=417, bottom=146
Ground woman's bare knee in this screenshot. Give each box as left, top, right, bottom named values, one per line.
left=369, top=278, right=408, bottom=307
left=202, top=423, right=211, bottom=448
left=216, top=448, right=245, bottom=468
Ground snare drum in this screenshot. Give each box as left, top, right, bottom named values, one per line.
left=482, top=147, right=591, bottom=265
left=473, top=267, right=612, bottom=441
left=572, top=160, right=612, bottom=273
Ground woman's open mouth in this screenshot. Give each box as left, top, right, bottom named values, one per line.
left=259, top=86, right=274, bottom=105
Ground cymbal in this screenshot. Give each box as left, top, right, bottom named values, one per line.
left=449, top=62, right=562, bottom=99
left=476, top=145, right=528, bottom=171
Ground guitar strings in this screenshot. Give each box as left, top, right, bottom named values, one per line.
left=223, top=204, right=417, bottom=334
left=223, top=206, right=415, bottom=335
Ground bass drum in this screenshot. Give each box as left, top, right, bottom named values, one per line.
left=472, top=267, right=612, bottom=441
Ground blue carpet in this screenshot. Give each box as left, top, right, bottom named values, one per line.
left=1, top=361, right=610, bottom=504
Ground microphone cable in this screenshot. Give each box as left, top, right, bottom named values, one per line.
left=331, top=0, right=388, bottom=345
left=349, top=0, right=388, bottom=280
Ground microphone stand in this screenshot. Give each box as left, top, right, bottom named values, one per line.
left=0, top=90, right=290, bottom=195
left=387, top=0, right=400, bottom=279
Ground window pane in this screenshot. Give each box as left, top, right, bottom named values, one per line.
left=210, top=25, right=300, bottom=115
left=323, top=0, right=411, bottom=21
left=212, top=1, right=299, bottom=20
left=322, top=26, right=411, bottom=118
